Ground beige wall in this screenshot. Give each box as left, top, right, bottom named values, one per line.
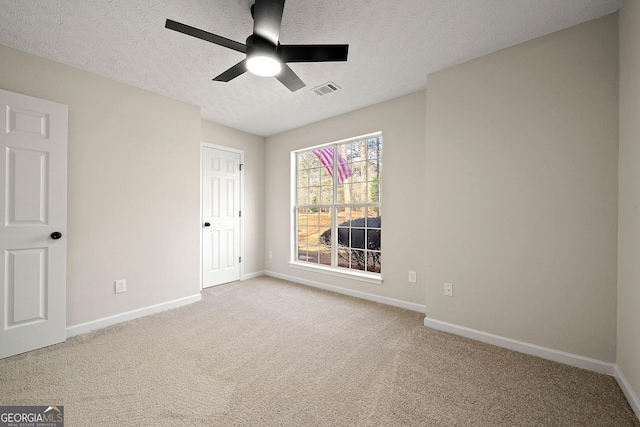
left=0, top=45, right=267, bottom=327
left=264, top=91, right=427, bottom=307
left=201, top=120, right=265, bottom=277
left=425, top=15, right=619, bottom=361
left=0, top=44, right=203, bottom=326
left=618, top=0, right=640, bottom=404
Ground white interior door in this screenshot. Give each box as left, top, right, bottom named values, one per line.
left=0, top=89, right=68, bottom=359
left=202, top=146, right=241, bottom=288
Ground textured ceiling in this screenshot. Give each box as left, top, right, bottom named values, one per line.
left=0, top=0, right=623, bottom=136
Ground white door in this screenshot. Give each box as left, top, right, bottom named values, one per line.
left=202, top=146, right=241, bottom=288
left=0, top=89, right=68, bottom=359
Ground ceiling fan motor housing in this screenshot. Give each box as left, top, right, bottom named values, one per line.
left=246, top=34, right=279, bottom=59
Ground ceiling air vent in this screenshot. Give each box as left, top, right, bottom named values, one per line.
left=311, top=82, right=340, bottom=96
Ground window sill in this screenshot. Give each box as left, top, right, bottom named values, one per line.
left=288, top=261, right=383, bottom=285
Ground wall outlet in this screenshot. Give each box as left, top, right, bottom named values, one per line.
left=444, top=282, right=453, bottom=297
left=269, top=251, right=273, bottom=259
left=408, top=271, right=417, bottom=283
left=115, top=279, right=126, bottom=294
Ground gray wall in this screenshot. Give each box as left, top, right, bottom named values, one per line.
left=264, top=91, right=427, bottom=307
left=618, top=0, right=640, bottom=404
left=424, top=15, right=619, bottom=362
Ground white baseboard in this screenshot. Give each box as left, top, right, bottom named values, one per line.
left=243, top=270, right=265, bottom=280
left=66, top=294, right=202, bottom=338
left=265, top=270, right=426, bottom=313
left=424, top=317, right=615, bottom=376
left=615, top=365, right=640, bottom=420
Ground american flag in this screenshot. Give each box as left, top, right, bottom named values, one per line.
left=312, top=147, right=352, bottom=184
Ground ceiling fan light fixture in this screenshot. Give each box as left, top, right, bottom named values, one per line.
left=165, top=0, right=349, bottom=91
left=247, top=54, right=282, bottom=77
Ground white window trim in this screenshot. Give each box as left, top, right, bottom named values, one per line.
left=290, top=131, right=382, bottom=283
left=288, top=261, right=383, bottom=285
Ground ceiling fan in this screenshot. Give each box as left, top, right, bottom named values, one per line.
left=165, top=0, right=349, bottom=92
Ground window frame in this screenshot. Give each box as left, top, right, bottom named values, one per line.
left=289, top=132, right=383, bottom=285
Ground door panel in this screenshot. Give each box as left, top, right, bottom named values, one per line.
left=210, top=231, right=220, bottom=271
left=226, top=179, right=235, bottom=216
left=7, top=248, right=47, bottom=326
left=7, top=149, right=49, bottom=224
left=202, top=147, right=241, bottom=288
left=211, top=178, right=220, bottom=218
left=0, top=89, right=68, bottom=359
left=226, top=229, right=235, bottom=268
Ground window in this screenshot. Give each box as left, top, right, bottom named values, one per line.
left=293, top=133, right=382, bottom=278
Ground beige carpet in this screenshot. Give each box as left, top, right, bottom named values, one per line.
left=0, top=276, right=637, bottom=426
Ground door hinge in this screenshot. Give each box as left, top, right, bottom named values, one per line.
left=239, top=210, right=242, bottom=217
left=239, top=164, right=243, bottom=171
left=239, top=256, right=242, bottom=263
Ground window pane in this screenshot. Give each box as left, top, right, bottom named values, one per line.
left=298, top=151, right=320, bottom=169
left=297, top=209, right=308, bottom=227
left=297, top=223, right=307, bottom=241
left=350, top=207, right=366, bottom=222
left=309, top=167, right=322, bottom=187
left=347, top=141, right=364, bottom=161
left=367, top=137, right=382, bottom=159
left=297, top=188, right=309, bottom=205
left=342, top=207, right=353, bottom=223
left=350, top=161, right=368, bottom=183
left=367, top=208, right=381, bottom=226
left=297, top=250, right=310, bottom=262
left=319, top=207, right=331, bottom=229
left=350, top=183, right=367, bottom=203
left=341, top=184, right=351, bottom=204
left=319, top=225, right=331, bottom=246
left=367, top=251, right=381, bottom=273
left=367, top=229, right=381, bottom=250
left=309, top=187, right=320, bottom=206
left=368, top=159, right=381, bottom=176
left=300, top=208, right=330, bottom=259
left=368, top=178, right=380, bottom=203
left=338, top=227, right=349, bottom=247
left=321, top=185, right=332, bottom=205
left=294, top=134, right=381, bottom=275
left=336, top=207, right=348, bottom=227
left=337, top=184, right=346, bottom=204
left=350, top=250, right=366, bottom=271
left=318, top=245, right=331, bottom=267
left=350, top=228, right=366, bottom=249
left=320, top=166, right=332, bottom=185
left=338, top=247, right=350, bottom=269
left=297, top=219, right=309, bottom=261
left=297, top=170, right=308, bottom=188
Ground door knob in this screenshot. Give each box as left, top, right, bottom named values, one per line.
left=50, top=232, right=62, bottom=240
left=204, top=222, right=210, bottom=227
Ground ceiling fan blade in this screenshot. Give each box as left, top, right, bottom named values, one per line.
left=279, top=44, right=349, bottom=63
left=252, top=0, right=285, bottom=45
left=213, top=59, right=248, bottom=82
left=166, top=19, right=247, bottom=54
left=275, top=64, right=305, bottom=92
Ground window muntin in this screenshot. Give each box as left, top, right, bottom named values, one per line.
left=294, top=133, right=382, bottom=275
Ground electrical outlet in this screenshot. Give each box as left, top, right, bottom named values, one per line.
left=408, top=271, right=417, bottom=283
left=115, top=279, right=126, bottom=294
left=269, top=251, right=273, bottom=259
left=444, top=283, right=453, bottom=297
